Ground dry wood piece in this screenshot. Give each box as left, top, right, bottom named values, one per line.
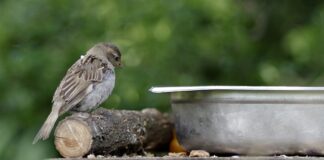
left=168, top=152, right=187, bottom=157
left=54, top=107, right=172, bottom=158
left=189, top=150, right=210, bottom=157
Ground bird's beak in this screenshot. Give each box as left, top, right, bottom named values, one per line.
left=118, top=62, right=123, bottom=68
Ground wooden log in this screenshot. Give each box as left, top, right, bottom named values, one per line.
left=54, top=107, right=173, bottom=158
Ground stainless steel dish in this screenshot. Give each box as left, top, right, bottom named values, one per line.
left=150, top=86, right=324, bottom=155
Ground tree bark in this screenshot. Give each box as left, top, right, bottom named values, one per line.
left=54, top=107, right=173, bottom=158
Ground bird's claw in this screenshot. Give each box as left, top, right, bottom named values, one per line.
left=71, top=112, right=91, bottom=119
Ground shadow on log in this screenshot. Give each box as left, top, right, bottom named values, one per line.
left=54, top=107, right=173, bottom=158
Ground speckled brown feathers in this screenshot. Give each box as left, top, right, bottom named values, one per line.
left=33, top=43, right=122, bottom=144
left=54, top=55, right=109, bottom=112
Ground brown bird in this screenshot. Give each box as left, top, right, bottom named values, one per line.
left=33, top=43, right=122, bottom=144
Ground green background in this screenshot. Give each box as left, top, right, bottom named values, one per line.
left=0, top=0, right=324, bottom=159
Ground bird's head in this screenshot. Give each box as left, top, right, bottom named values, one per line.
left=88, top=42, right=122, bottom=68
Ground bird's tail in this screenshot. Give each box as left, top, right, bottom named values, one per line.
left=33, top=106, right=60, bottom=144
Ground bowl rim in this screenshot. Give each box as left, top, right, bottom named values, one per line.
left=150, top=86, right=324, bottom=93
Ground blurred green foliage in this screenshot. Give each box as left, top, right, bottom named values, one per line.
left=0, top=0, right=324, bottom=159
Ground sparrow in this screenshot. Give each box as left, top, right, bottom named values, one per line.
left=33, top=42, right=122, bottom=144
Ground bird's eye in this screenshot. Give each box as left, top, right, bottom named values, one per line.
left=114, top=56, right=119, bottom=61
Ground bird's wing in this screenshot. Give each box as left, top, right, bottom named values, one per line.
left=53, top=55, right=109, bottom=113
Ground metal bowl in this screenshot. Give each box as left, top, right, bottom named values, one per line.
left=150, top=86, right=324, bottom=156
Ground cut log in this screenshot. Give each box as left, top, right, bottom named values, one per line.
left=54, top=107, right=173, bottom=158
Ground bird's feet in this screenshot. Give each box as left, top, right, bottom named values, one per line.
left=71, top=112, right=91, bottom=120
left=70, top=112, right=102, bottom=137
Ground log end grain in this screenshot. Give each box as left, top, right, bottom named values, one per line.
left=54, top=118, right=92, bottom=158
